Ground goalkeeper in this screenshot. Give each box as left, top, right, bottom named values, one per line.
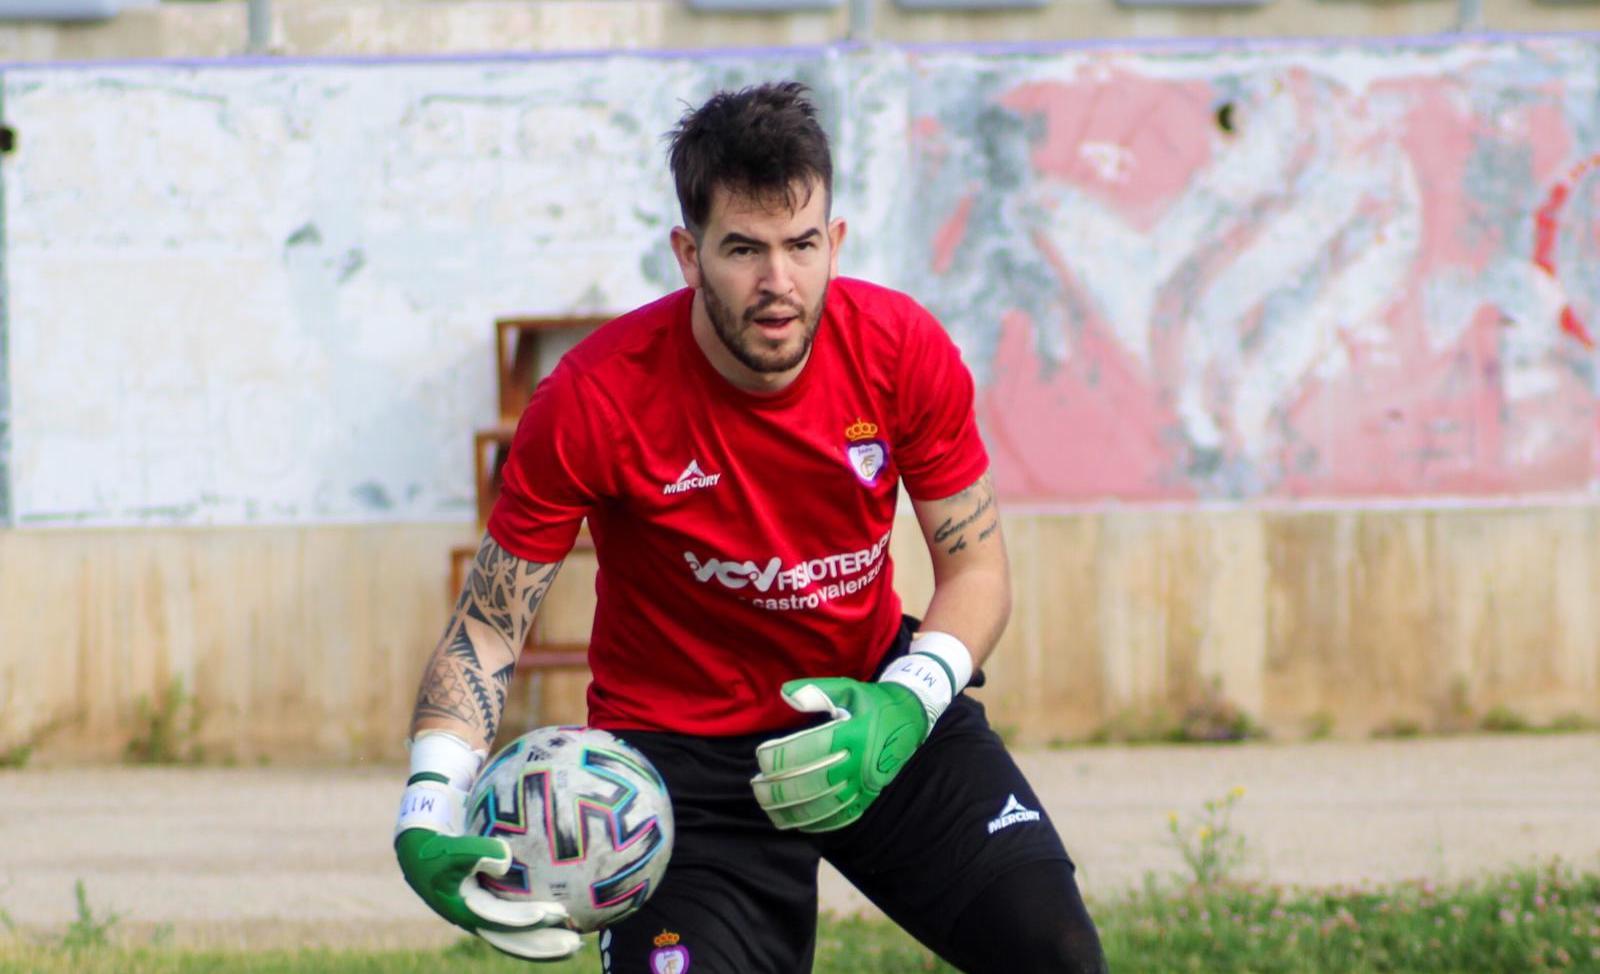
left=395, top=80, right=1106, bottom=973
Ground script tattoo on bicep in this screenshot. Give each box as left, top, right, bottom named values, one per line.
left=931, top=475, right=1000, bottom=556
left=415, top=535, right=564, bottom=742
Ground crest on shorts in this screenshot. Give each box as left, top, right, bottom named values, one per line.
left=844, top=417, right=889, bottom=488
left=650, top=930, right=691, bottom=973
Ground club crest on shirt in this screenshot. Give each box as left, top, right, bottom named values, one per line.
left=650, top=930, right=691, bottom=972
left=844, top=417, right=889, bottom=488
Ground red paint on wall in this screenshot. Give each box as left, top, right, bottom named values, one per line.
left=999, top=69, right=1215, bottom=232
left=983, top=307, right=1186, bottom=504
left=1387, top=83, right=1493, bottom=274
left=1526, top=98, right=1576, bottom=193
left=931, top=193, right=974, bottom=276
left=1532, top=153, right=1600, bottom=349
left=947, top=59, right=1600, bottom=503
left=1277, top=306, right=1593, bottom=498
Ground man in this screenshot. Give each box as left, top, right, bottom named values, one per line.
left=394, top=81, right=1106, bottom=973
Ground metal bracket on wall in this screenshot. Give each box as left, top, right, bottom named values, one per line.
left=0, top=0, right=139, bottom=21
left=686, top=0, right=844, bottom=10
left=0, top=96, right=9, bottom=526
left=248, top=0, right=271, bottom=54
left=897, top=0, right=1050, bottom=10
left=1115, top=0, right=1272, bottom=6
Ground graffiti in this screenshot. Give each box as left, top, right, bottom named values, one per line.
left=907, top=44, right=1600, bottom=502
left=1532, top=153, right=1600, bottom=350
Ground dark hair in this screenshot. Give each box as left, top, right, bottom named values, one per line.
left=667, top=81, right=833, bottom=237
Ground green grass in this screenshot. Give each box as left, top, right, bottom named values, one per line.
left=1100, top=865, right=1600, bottom=974
left=123, top=677, right=209, bottom=766
left=0, top=928, right=941, bottom=972
left=0, top=916, right=953, bottom=974
left=1086, top=681, right=1266, bottom=746
left=2, top=867, right=1598, bottom=973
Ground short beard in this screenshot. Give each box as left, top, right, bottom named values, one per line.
left=700, top=268, right=826, bottom=376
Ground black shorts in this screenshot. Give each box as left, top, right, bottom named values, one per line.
left=599, top=618, right=1074, bottom=974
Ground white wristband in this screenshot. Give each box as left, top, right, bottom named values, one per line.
left=396, top=730, right=488, bottom=838
left=878, top=631, right=975, bottom=729
left=908, top=631, right=975, bottom=694
left=396, top=779, right=467, bottom=837
left=408, top=729, right=486, bottom=792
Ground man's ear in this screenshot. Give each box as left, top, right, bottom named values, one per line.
left=670, top=226, right=703, bottom=289
left=827, top=218, right=847, bottom=278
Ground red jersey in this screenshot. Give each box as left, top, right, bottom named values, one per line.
left=487, top=278, right=988, bottom=736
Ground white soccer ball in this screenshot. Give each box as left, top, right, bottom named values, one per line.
left=465, top=725, right=674, bottom=933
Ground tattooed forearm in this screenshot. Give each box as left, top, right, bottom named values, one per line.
left=456, top=534, right=564, bottom=649
left=516, top=560, right=561, bottom=646
left=412, top=534, right=565, bottom=744
left=932, top=475, right=999, bottom=554
left=414, top=636, right=513, bottom=742
left=414, top=652, right=477, bottom=726
left=457, top=536, right=560, bottom=649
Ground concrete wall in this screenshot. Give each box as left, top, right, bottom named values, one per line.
left=9, top=42, right=1598, bottom=525
left=1, top=0, right=1599, bottom=64
left=1, top=39, right=1598, bottom=759
left=3, top=506, right=1597, bottom=761
left=986, top=505, right=1600, bottom=744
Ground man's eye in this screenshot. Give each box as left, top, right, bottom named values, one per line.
left=794, top=241, right=815, bottom=251
left=730, top=247, right=754, bottom=257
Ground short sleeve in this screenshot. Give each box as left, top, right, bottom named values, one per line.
left=486, top=363, right=609, bottom=563
left=893, top=305, right=990, bottom=500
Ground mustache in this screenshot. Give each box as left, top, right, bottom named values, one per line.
left=744, top=298, right=804, bottom=322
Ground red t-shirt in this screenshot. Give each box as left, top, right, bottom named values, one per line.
left=487, top=277, right=988, bottom=736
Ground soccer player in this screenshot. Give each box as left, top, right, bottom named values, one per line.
left=394, top=81, right=1107, bottom=973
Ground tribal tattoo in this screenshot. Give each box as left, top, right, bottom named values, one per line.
left=414, top=534, right=564, bottom=745
left=932, top=474, right=1000, bottom=556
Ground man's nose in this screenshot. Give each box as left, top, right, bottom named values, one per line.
left=759, top=251, right=796, bottom=296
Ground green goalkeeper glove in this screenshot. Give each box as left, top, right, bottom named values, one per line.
left=394, top=731, right=580, bottom=961
left=750, top=632, right=975, bottom=833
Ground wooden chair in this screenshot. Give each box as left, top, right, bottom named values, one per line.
left=450, top=315, right=607, bottom=673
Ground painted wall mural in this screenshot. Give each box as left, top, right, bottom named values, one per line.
left=2, top=39, right=1596, bottom=525
left=901, top=43, right=1600, bottom=503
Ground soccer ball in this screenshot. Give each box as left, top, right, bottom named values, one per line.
left=465, top=725, right=674, bottom=933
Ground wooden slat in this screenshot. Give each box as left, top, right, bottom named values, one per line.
left=448, top=543, right=476, bottom=605
left=467, top=423, right=600, bottom=544
left=456, top=315, right=615, bottom=690
left=517, top=643, right=591, bottom=671
left=495, top=316, right=609, bottom=422
left=495, top=315, right=609, bottom=332
left=472, top=424, right=517, bottom=530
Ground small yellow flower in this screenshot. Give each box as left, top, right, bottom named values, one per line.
left=1230, top=785, right=1246, bottom=799
left=1197, top=825, right=1212, bottom=840
left=1167, top=811, right=1179, bottom=826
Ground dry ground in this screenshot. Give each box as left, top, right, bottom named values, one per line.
left=1, top=734, right=1596, bottom=949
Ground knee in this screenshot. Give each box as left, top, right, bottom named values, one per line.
left=947, top=859, right=1109, bottom=974
left=1013, top=927, right=1107, bottom=974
